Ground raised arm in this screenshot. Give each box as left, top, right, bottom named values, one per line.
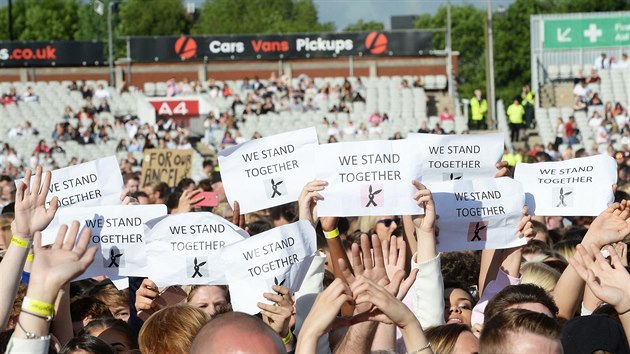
left=554, top=201, right=630, bottom=321
left=0, top=166, right=58, bottom=328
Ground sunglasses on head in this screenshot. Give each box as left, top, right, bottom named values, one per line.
left=377, top=217, right=401, bottom=227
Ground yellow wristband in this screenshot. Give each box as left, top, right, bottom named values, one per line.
left=22, top=297, right=55, bottom=318
left=26, top=253, right=34, bottom=263
left=323, top=228, right=339, bottom=239
left=282, top=330, right=293, bottom=345
left=11, top=235, right=30, bottom=249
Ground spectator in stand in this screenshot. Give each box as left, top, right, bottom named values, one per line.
left=81, top=83, right=94, bottom=99
left=166, top=78, right=180, bottom=97
left=413, top=76, right=424, bottom=87
left=554, top=117, right=565, bottom=149
left=588, top=111, right=604, bottom=129
left=289, top=96, right=304, bottom=113
left=617, top=109, right=630, bottom=129
left=390, top=131, right=404, bottom=140
left=78, top=130, right=95, bottom=145
left=357, top=122, right=368, bottom=136
left=21, top=87, right=38, bottom=103
left=327, top=122, right=340, bottom=140
left=585, top=69, right=601, bottom=84
left=96, top=99, right=111, bottom=113
left=180, top=78, right=193, bottom=94
left=368, top=121, right=383, bottom=136
left=588, top=92, right=603, bottom=111
left=342, top=121, right=357, bottom=137
left=83, top=98, right=97, bottom=117
left=432, top=123, right=446, bottom=135
left=614, top=102, right=625, bottom=117
left=594, top=53, right=610, bottom=70
left=573, top=79, right=590, bottom=103
left=439, top=107, right=454, bottom=121
left=259, top=97, right=275, bottom=115
left=596, top=120, right=611, bottom=145
left=222, top=83, right=233, bottom=97
left=614, top=53, right=630, bottom=69
left=417, top=121, right=430, bottom=133
left=565, top=116, right=579, bottom=144
left=50, top=141, right=65, bottom=155
left=1, top=93, right=16, bottom=106
left=368, top=112, right=383, bottom=125
left=62, top=106, right=74, bottom=120
left=33, top=140, right=50, bottom=154
left=221, top=131, right=236, bottom=148
left=94, top=84, right=111, bottom=100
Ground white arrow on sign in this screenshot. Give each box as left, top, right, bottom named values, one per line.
left=557, top=28, right=572, bottom=42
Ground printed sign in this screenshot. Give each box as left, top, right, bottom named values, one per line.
left=408, top=133, right=504, bottom=184
left=41, top=204, right=167, bottom=280
left=144, top=212, right=248, bottom=287
left=431, top=178, right=526, bottom=252
left=219, top=221, right=317, bottom=314
left=315, top=139, right=423, bottom=216
left=513, top=155, right=617, bottom=216
left=18, top=156, right=123, bottom=209
left=218, top=127, right=318, bottom=214
left=141, top=149, right=193, bottom=187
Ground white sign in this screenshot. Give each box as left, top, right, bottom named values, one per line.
left=315, top=139, right=423, bottom=216
left=408, top=133, right=504, bottom=184
left=513, top=155, right=617, bottom=216
left=431, top=178, right=525, bottom=252
left=219, top=221, right=317, bottom=315
left=18, top=156, right=123, bottom=209
left=218, top=127, right=319, bottom=214
left=145, top=212, right=248, bottom=287
left=42, top=204, right=167, bottom=280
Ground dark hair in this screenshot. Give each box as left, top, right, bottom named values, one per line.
left=59, top=335, right=116, bottom=354
left=176, top=178, right=195, bottom=192
left=246, top=219, right=273, bottom=236
left=79, top=318, right=136, bottom=348
left=440, top=252, right=481, bottom=290
left=70, top=297, right=113, bottom=323
left=268, top=203, right=297, bottom=223
left=485, top=284, right=559, bottom=322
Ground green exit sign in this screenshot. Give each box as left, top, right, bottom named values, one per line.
left=544, top=16, right=630, bottom=49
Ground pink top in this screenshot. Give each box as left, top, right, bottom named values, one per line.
left=471, top=269, right=521, bottom=326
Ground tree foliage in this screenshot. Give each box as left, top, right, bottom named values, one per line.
left=192, top=0, right=334, bottom=34
left=118, top=0, right=190, bottom=36
left=0, top=0, right=79, bottom=41
left=343, top=20, right=384, bottom=32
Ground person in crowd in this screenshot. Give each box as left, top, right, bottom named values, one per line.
left=470, top=89, right=488, bottom=130
left=507, top=97, right=525, bottom=142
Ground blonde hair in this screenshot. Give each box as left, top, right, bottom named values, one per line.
left=0, top=214, right=13, bottom=250
left=138, top=305, right=209, bottom=354
left=520, top=262, right=561, bottom=293
left=552, top=239, right=580, bottom=262
left=355, top=216, right=380, bottom=234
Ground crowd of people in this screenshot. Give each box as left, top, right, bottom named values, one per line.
left=0, top=120, right=629, bottom=354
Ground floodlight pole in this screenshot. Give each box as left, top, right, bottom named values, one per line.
left=108, top=1, right=115, bottom=86
left=486, top=0, right=496, bottom=129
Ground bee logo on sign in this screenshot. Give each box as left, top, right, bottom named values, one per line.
left=188, top=256, right=208, bottom=278
left=467, top=221, right=488, bottom=242
left=104, top=248, right=124, bottom=268
left=362, top=184, right=383, bottom=207
left=553, top=187, right=573, bottom=208
left=264, top=178, right=287, bottom=199
left=444, top=172, right=463, bottom=181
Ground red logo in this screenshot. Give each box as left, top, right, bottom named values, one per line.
left=174, top=36, right=197, bottom=60
left=365, top=32, right=388, bottom=55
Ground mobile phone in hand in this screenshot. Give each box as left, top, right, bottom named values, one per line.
left=195, top=191, right=219, bottom=207
left=137, top=286, right=187, bottom=321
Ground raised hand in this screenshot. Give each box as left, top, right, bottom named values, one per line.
left=15, top=166, right=59, bottom=237
left=298, top=278, right=352, bottom=339
left=298, top=180, right=327, bottom=226
left=135, top=278, right=159, bottom=313
left=495, top=161, right=509, bottom=178
left=517, top=206, right=533, bottom=239
left=120, top=188, right=139, bottom=205
left=411, top=180, right=435, bottom=235
left=30, top=221, right=97, bottom=294
left=176, top=189, right=205, bottom=214
left=350, top=275, right=418, bottom=329
left=258, top=285, right=294, bottom=338
left=232, top=201, right=246, bottom=230
left=586, top=201, right=630, bottom=247
left=570, top=243, right=630, bottom=314
left=381, top=236, right=418, bottom=299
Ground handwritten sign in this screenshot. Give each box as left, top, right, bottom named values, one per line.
left=514, top=155, right=617, bottom=216
left=41, top=204, right=167, bottom=280
left=18, top=156, right=123, bottom=209
left=218, top=127, right=318, bottom=214
left=144, top=212, right=248, bottom=287
left=408, top=133, right=503, bottom=184
left=315, top=139, right=423, bottom=216
left=219, top=220, right=317, bottom=314
left=141, top=149, right=193, bottom=187
left=431, top=178, right=525, bottom=252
